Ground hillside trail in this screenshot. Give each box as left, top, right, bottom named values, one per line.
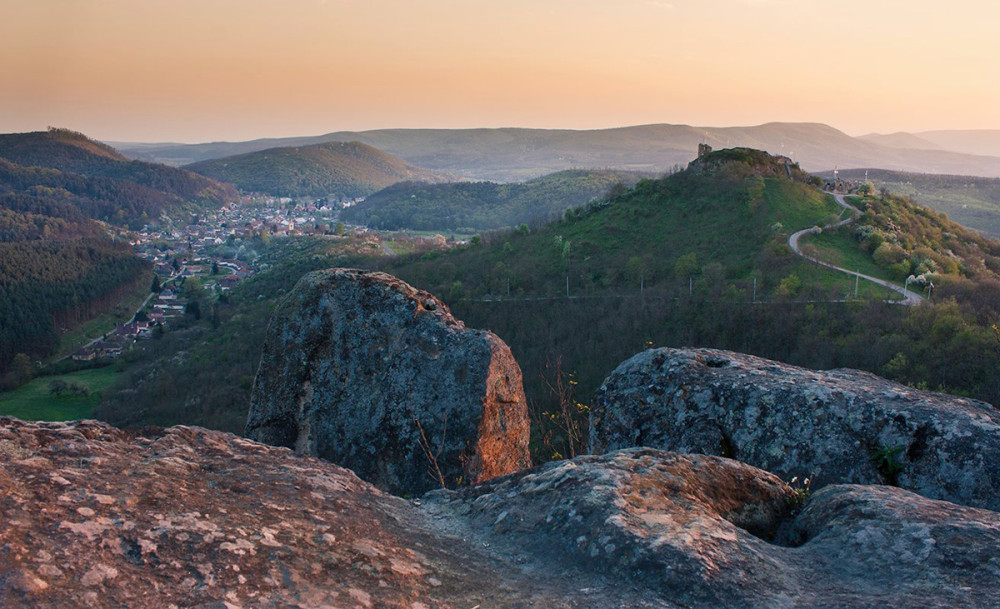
left=788, top=193, right=923, bottom=306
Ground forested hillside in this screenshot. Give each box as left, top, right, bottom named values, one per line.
left=0, top=239, right=148, bottom=383
left=822, top=169, right=1000, bottom=238
left=184, top=141, right=446, bottom=198
left=0, top=129, right=236, bottom=224
left=341, top=169, right=651, bottom=231
left=385, top=148, right=842, bottom=300
left=0, top=128, right=235, bottom=381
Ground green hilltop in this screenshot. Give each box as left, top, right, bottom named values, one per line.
left=387, top=148, right=844, bottom=301
left=184, top=141, right=448, bottom=198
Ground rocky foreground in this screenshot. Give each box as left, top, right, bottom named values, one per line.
left=3, top=417, right=1000, bottom=608
left=6, top=272, right=1000, bottom=607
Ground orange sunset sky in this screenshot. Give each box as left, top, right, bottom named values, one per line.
left=3, top=0, right=998, bottom=143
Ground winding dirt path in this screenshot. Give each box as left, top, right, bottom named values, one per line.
left=788, top=194, right=923, bottom=306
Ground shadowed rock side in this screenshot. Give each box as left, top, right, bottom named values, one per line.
left=589, top=347, right=1000, bottom=510
left=4, top=419, right=999, bottom=608
left=245, top=269, right=530, bottom=496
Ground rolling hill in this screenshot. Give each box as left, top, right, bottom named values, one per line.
left=118, top=122, right=1000, bottom=181
left=340, top=169, right=653, bottom=232
left=183, top=141, right=448, bottom=198
left=0, top=129, right=236, bottom=217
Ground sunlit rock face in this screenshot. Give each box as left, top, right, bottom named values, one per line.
left=590, top=347, right=1000, bottom=510
left=246, top=268, right=531, bottom=496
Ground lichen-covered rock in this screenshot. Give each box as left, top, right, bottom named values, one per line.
left=426, top=448, right=1000, bottom=608
left=245, top=269, right=530, bottom=496
left=0, top=418, right=660, bottom=609
left=589, top=347, right=1000, bottom=510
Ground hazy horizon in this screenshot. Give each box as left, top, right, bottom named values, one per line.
left=4, top=0, right=999, bottom=143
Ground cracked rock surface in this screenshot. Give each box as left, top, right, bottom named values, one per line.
left=246, top=268, right=531, bottom=496
left=590, top=347, right=1000, bottom=510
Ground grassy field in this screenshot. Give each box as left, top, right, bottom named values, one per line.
left=52, top=272, right=155, bottom=361
left=0, top=367, right=119, bottom=421
left=800, top=230, right=898, bottom=281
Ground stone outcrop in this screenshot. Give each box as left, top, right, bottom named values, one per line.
left=426, top=447, right=1000, bottom=608
left=245, top=268, right=530, bottom=496
left=5, top=418, right=1000, bottom=608
left=589, top=347, right=1000, bottom=510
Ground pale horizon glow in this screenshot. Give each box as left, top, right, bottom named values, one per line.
left=2, top=0, right=999, bottom=143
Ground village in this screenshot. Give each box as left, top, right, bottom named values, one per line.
left=69, top=194, right=352, bottom=363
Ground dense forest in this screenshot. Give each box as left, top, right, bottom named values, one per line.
left=340, top=169, right=651, bottom=231
left=96, top=150, right=1000, bottom=462
left=184, top=141, right=446, bottom=198
left=0, top=239, right=149, bottom=383
left=0, top=129, right=236, bottom=224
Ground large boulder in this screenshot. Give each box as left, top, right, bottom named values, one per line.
left=425, top=447, right=1000, bottom=608
left=5, top=418, right=999, bottom=608
left=245, top=269, right=530, bottom=496
left=589, top=347, right=1000, bottom=510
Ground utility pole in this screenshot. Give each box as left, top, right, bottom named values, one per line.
left=752, top=277, right=756, bottom=303
left=566, top=275, right=569, bottom=299
left=855, top=270, right=859, bottom=299
left=689, top=277, right=693, bottom=296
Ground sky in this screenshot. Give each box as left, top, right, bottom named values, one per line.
left=2, top=0, right=999, bottom=143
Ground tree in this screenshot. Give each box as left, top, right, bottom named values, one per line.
left=150, top=275, right=161, bottom=293
left=673, top=253, right=699, bottom=280
left=11, top=353, right=33, bottom=386
left=335, top=221, right=346, bottom=236
left=211, top=261, right=219, bottom=276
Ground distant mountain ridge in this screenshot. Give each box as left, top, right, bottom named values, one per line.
left=117, top=122, right=1000, bottom=181
left=183, top=141, right=449, bottom=198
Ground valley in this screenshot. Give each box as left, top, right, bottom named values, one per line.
left=0, top=143, right=982, bottom=460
